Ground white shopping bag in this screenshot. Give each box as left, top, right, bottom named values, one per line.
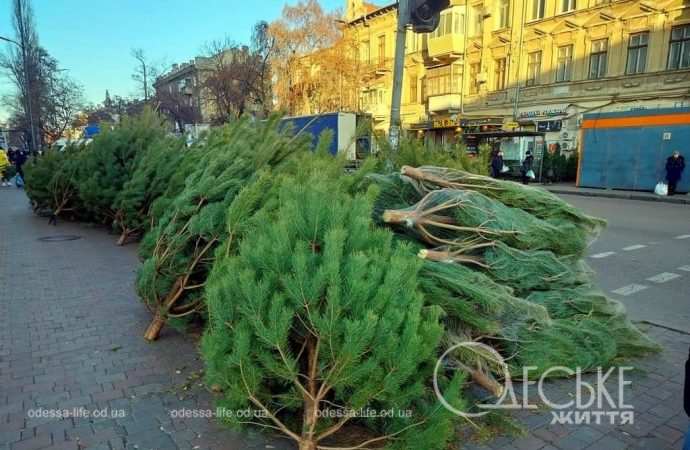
left=654, top=182, right=668, bottom=196
left=527, top=169, right=536, bottom=180
left=500, top=164, right=510, bottom=173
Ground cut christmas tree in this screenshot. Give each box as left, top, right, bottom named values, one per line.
left=112, top=135, right=187, bottom=245
left=136, top=117, right=307, bottom=341
left=24, top=144, right=88, bottom=223
left=76, top=108, right=167, bottom=225
left=202, top=174, right=463, bottom=450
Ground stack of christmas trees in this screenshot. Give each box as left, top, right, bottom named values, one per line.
left=24, top=113, right=659, bottom=449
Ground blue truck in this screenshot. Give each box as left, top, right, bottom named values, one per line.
left=279, top=112, right=374, bottom=161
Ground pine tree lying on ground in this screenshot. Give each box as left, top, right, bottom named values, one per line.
left=112, top=136, right=187, bottom=245
left=24, top=144, right=87, bottom=223
left=77, top=108, right=167, bottom=225
left=202, top=174, right=463, bottom=450
left=136, top=117, right=307, bottom=341
left=370, top=167, right=659, bottom=382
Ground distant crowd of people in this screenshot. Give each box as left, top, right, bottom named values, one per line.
left=490, top=148, right=535, bottom=185
left=489, top=146, right=686, bottom=195
left=0, top=148, right=28, bottom=187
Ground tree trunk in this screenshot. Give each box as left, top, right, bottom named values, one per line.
left=298, top=440, right=317, bottom=450
left=116, top=229, right=129, bottom=246
left=143, top=313, right=166, bottom=341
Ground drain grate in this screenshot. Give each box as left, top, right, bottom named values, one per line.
left=37, top=235, right=82, bottom=242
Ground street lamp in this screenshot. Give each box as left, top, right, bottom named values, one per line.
left=0, top=34, right=38, bottom=153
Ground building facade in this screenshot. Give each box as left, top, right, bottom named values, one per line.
left=153, top=58, right=210, bottom=132
left=344, top=0, right=690, bottom=153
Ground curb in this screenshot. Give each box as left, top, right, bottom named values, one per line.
left=546, top=188, right=690, bottom=205
left=639, top=320, right=690, bottom=336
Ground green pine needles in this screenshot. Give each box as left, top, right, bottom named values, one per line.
left=202, top=176, right=461, bottom=450
left=113, top=135, right=187, bottom=245
left=136, top=117, right=307, bottom=341
left=77, top=108, right=167, bottom=225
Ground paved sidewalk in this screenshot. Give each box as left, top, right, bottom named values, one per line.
left=0, top=189, right=291, bottom=450
left=544, top=183, right=690, bottom=205
left=1, top=188, right=688, bottom=450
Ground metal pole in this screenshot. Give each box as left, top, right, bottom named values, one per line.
left=512, top=0, right=527, bottom=121
left=388, top=0, right=410, bottom=151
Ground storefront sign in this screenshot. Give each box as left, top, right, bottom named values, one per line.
left=519, top=108, right=567, bottom=119
left=432, top=117, right=461, bottom=129
left=537, top=120, right=562, bottom=132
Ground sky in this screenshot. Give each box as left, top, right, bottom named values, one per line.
left=0, top=0, right=344, bottom=119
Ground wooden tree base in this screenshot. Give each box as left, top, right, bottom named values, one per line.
left=143, top=315, right=166, bottom=341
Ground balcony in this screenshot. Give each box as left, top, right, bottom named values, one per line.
left=362, top=103, right=389, bottom=122
left=363, top=59, right=393, bottom=78
left=428, top=93, right=462, bottom=113
left=427, top=34, right=465, bottom=62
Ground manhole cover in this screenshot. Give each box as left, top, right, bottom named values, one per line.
left=37, top=235, right=82, bottom=242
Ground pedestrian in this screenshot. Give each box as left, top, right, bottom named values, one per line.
left=14, top=149, right=27, bottom=181
left=521, top=150, right=535, bottom=185
left=666, top=150, right=685, bottom=196
left=683, top=352, right=690, bottom=450
left=0, top=149, right=10, bottom=187
left=490, top=150, right=504, bottom=179
left=7, top=147, right=16, bottom=166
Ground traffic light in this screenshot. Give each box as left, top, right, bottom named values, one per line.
left=409, top=0, right=450, bottom=33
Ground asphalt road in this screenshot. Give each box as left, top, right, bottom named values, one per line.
left=558, top=194, right=690, bottom=333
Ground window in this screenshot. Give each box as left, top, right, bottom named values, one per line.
left=561, top=0, right=576, bottom=13
left=454, top=11, right=464, bottom=34
left=469, top=63, right=481, bottom=94
left=668, top=25, right=690, bottom=70
left=378, top=35, right=386, bottom=65
left=526, top=51, right=542, bottom=86
left=589, top=39, right=608, bottom=79
left=430, top=9, right=465, bottom=39
left=497, top=0, right=510, bottom=29
left=409, top=75, right=418, bottom=103
left=426, top=65, right=461, bottom=97
left=494, top=58, right=507, bottom=91
left=532, top=0, right=546, bottom=20
left=361, top=40, right=370, bottom=64
left=472, top=6, right=483, bottom=36
left=626, top=32, right=648, bottom=74
left=556, top=45, right=573, bottom=82
left=444, top=11, right=453, bottom=35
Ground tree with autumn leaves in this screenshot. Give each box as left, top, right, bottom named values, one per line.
left=270, top=0, right=362, bottom=116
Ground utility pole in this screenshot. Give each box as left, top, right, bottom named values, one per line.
left=388, top=0, right=410, bottom=151
left=388, top=0, right=449, bottom=153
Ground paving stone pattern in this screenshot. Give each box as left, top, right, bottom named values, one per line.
left=1, top=188, right=688, bottom=450
left=0, top=190, right=292, bottom=450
